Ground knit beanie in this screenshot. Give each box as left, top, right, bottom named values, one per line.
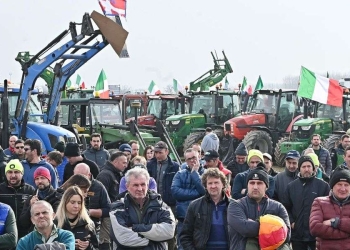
left=307, top=153, right=320, bottom=167
left=54, top=141, right=66, bottom=153
left=235, top=143, right=248, bottom=156
left=298, top=155, right=315, bottom=171
left=247, top=149, right=263, bottom=163
left=34, top=167, right=51, bottom=182
left=247, top=166, right=269, bottom=187
left=329, top=166, right=350, bottom=189
left=64, top=143, right=80, bottom=157
left=119, top=144, right=132, bottom=153
left=5, top=159, right=24, bottom=174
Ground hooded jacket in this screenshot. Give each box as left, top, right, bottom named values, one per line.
left=302, top=145, right=332, bottom=176
left=83, top=145, right=110, bottom=168
left=22, top=160, right=58, bottom=189
left=283, top=174, right=330, bottom=241
left=201, top=132, right=219, bottom=154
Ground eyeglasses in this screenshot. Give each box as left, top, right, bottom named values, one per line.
left=9, top=141, right=16, bottom=142
left=186, top=156, right=197, bottom=161
left=16, top=146, right=24, bottom=149
left=24, top=148, right=31, bottom=151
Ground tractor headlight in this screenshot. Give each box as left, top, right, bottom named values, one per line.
left=165, top=121, right=169, bottom=125
left=301, top=126, right=311, bottom=130
left=172, top=120, right=180, bottom=125
left=292, top=125, right=298, bottom=131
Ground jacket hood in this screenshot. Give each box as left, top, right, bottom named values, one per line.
left=208, top=133, right=218, bottom=140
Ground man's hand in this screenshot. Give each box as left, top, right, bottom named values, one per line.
left=323, top=220, right=331, bottom=226
left=191, top=159, right=200, bottom=172
left=75, top=239, right=90, bottom=250
left=30, top=195, right=39, bottom=206
left=241, top=189, right=246, bottom=195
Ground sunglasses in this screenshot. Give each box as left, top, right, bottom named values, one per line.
left=16, top=146, right=24, bottom=149
left=24, top=148, right=31, bottom=151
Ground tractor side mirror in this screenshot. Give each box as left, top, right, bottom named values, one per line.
left=218, top=96, right=224, bottom=108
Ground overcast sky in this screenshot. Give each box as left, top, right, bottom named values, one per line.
left=1, top=0, right=350, bottom=91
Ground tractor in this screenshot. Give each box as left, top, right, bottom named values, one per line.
left=222, top=89, right=304, bottom=164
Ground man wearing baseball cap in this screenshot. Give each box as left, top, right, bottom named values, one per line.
left=310, top=166, right=350, bottom=249
left=274, top=150, right=300, bottom=202
left=283, top=156, right=330, bottom=249
left=20, top=167, right=62, bottom=231
left=263, top=153, right=279, bottom=177
left=232, top=149, right=275, bottom=199
left=228, top=166, right=291, bottom=249
left=204, top=150, right=232, bottom=188
left=0, top=159, right=35, bottom=238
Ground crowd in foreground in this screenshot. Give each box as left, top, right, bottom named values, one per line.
left=0, top=131, right=348, bottom=249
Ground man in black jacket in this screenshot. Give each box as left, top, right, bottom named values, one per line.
left=228, top=165, right=291, bottom=250
left=97, top=151, right=127, bottom=202
left=283, top=155, right=330, bottom=250
left=74, top=163, right=111, bottom=250
left=0, top=159, right=35, bottom=238
left=180, top=168, right=232, bottom=249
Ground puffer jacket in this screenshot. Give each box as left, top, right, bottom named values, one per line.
left=310, top=194, right=350, bottom=250
left=303, top=146, right=332, bottom=176
left=110, top=190, right=175, bottom=250
left=227, top=196, right=291, bottom=250
left=170, top=165, right=205, bottom=219
left=147, top=156, right=180, bottom=206
left=83, top=145, right=110, bottom=168
left=283, top=175, right=330, bottom=241
left=180, top=192, right=232, bottom=250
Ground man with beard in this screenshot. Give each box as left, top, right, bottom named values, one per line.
left=283, top=156, right=330, bottom=250
left=83, top=133, right=110, bottom=169
left=11, top=139, right=25, bottom=160
left=330, top=134, right=350, bottom=170
left=20, top=167, right=62, bottom=231
left=129, top=140, right=140, bottom=160
left=0, top=159, right=35, bottom=238
left=22, top=139, right=58, bottom=189
left=302, top=134, right=332, bottom=176
left=17, top=201, right=75, bottom=250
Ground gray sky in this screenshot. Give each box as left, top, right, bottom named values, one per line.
left=1, top=0, right=350, bottom=91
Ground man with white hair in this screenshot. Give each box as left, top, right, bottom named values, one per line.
left=110, top=167, right=175, bottom=249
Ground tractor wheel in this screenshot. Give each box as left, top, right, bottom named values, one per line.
left=242, top=130, right=273, bottom=155
left=274, top=137, right=289, bottom=168
left=323, top=134, right=342, bottom=152
left=183, top=132, right=206, bottom=153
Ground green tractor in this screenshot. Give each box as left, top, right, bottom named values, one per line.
left=59, top=97, right=181, bottom=162
left=165, top=51, right=241, bottom=155
left=274, top=94, right=350, bottom=166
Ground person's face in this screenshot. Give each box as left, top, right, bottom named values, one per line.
left=344, top=150, right=350, bottom=167
left=46, top=157, right=58, bottom=168
left=6, top=170, right=23, bottom=186
left=126, top=175, right=148, bottom=201
left=343, top=137, right=350, bottom=150
left=154, top=149, right=168, bottom=161
left=205, top=158, right=218, bottom=168
left=35, top=176, right=50, bottom=190
left=113, top=156, right=128, bottom=171
left=206, top=177, right=224, bottom=198
left=247, top=180, right=267, bottom=201
left=248, top=156, right=261, bottom=169
left=285, top=158, right=298, bottom=172
left=185, top=151, right=199, bottom=168
left=236, top=155, right=247, bottom=165
left=24, top=146, right=35, bottom=162
left=122, top=151, right=131, bottom=162
left=14, top=143, right=25, bottom=156
left=66, top=195, right=82, bottom=219
left=332, top=181, right=350, bottom=200
left=131, top=143, right=139, bottom=157
left=192, top=145, right=202, bottom=156
left=311, top=136, right=320, bottom=147
left=299, top=161, right=314, bottom=178
left=90, top=136, right=101, bottom=150
left=146, top=149, right=154, bottom=160
left=263, top=158, right=272, bottom=171
left=9, top=137, right=17, bottom=148
left=67, top=156, right=80, bottom=165
left=31, top=204, right=54, bottom=230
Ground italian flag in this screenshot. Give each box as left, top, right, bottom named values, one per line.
left=241, top=76, right=247, bottom=91
left=173, top=78, right=183, bottom=93
left=148, top=80, right=161, bottom=94
left=298, top=66, right=343, bottom=107
left=76, top=74, right=86, bottom=89
left=95, top=69, right=110, bottom=99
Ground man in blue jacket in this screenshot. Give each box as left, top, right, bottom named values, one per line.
left=171, top=148, right=205, bottom=250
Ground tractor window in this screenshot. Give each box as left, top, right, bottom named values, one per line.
left=191, top=95, right=213, bottom=114
left=124, top=99, right=143, bottom=119
left=58, top=104, right=69, bottom=126
left=7, top=95, right=18, bottom=118
left=28, top=94, right=44, bottom=122
left=147, top=99, right=161, bottom=115
left=90, top=103, right=122, bottom=125
left=250, top=94, right=277, bottom=113
left=317, top=104, right=342, bottom=120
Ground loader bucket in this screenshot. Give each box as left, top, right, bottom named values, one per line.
left=91, top=11, right=128, bottom=57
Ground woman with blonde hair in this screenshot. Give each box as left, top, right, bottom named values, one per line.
left=55, top=186, right=98, bottom=250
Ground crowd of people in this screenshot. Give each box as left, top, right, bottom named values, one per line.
left=0, top=132, right=349, bottom=249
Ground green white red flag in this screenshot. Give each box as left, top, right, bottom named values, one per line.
left=95, top=69, right=109, bottom=98
left=148, top=80, right=161, bottom=95
left=76, top=74, right=86, bottom=89
left=297, top=66, right=343, bottom=107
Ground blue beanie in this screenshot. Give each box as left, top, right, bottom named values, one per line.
left=119, top=144, right=132, bottom=153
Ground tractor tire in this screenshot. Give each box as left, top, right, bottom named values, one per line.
left=183, top=132, right=206, bottom=153
left=323, top=134, right=342, bottom=152
left=274, top=137, right=289, bottom=168
left=242, top=130, right=273, bottom=155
